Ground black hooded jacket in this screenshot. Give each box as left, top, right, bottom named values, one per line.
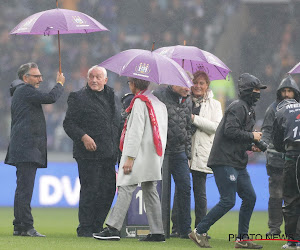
left=261, top=75, right=300, bottom=168
left=207, top=73, right=264, bottom=169
left=5, top=79, right=63, bottom=168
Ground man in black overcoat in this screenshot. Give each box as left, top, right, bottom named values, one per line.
left=63, top=65, right=120, bottom=237
left=5, top=62, right=65, bottom=237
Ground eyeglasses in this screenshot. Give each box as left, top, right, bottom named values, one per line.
left=26, top=74, right=43, bottom=79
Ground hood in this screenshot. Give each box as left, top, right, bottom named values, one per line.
left=10, top=79, right=24, bottom=96
left=276, top=75, right=300, bottom=101
left=238, top=73, right=266, bottom=97
left=238, top=73, right=266, bottom=105
left=276, top=98, right=298, bottom=112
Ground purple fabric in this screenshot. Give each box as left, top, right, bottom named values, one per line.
left=154, top=45, right=231, bottom=81
left=10, top=8, right=108, bottom=35
left=99, top=49, right=193, bottom=88
left=288, top=62, right=300, bottom=74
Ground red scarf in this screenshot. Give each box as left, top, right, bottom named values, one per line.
left=119, top=90, right=163, bottom=156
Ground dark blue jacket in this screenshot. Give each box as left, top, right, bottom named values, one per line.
left=5, top=80, right=63, bottom=168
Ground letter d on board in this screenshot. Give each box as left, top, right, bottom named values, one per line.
left=39, top=175, right=63, bottom=205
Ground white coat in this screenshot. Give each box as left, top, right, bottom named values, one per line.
left=117, top=90, right=168, bottom=187
left=190, top=89, right=223, bottom=174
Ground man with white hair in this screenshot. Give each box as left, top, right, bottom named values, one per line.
left=63, top=66, right=120, bottom=237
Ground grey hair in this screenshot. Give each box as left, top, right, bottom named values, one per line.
left=87, top=65, right=107, bottom=78
left=17, top=62, right=38, bottom=80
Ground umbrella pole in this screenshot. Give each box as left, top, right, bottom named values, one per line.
left=58, top=30, right=62, bottom=74
left=151, top=41, right=155, bottom=51
left=182, top=40, right=186, bottom=67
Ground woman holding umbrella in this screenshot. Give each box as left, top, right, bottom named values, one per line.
left=189, top=71, right=222, bottom=229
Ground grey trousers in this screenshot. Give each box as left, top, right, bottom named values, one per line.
left=106, top=181, right=164, bottom=234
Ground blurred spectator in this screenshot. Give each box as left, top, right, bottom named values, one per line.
left=0, top=0, right=244, bottom=152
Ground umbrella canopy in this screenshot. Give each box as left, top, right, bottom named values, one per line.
left=154, top=45, right=231, bottom=81
left=288, top=62, right=300, bottom=74
left=10, top=4, right=109, bottom=73
left=99, top=49, right=193, bottom=88
left=10, top=8, right=108, bottom=35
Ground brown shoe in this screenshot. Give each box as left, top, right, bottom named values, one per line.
left=235, top=240, right=263, bottom=249
left=188, top=229, right=211, bottom=248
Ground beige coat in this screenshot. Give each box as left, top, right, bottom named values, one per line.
left=117, top=90, right=168, bottom=187
left=190, top=89, right=222, bottom=174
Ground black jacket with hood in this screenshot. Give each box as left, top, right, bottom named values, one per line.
left=5, top=79, right=63, bottom=168
left=207, top=73, right=266, bottom=169
left=261, top=75, right=300, bottom=168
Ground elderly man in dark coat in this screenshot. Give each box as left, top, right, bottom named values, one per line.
left=5, top=62, right=65, bottom=237
left=63, top=65, right=120, bottom=237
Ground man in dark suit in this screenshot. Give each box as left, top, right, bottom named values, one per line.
left=63, top=65, right=120, bottom=237
left=5, top=62, right=65, bottom=237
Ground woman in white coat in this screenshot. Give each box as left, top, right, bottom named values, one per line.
left=93, top=77, right=168, bottom=242
left=190, top=71, right=223, bottom=228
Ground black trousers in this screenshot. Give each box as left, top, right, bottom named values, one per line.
left=172, top=170, right=207, bottom=231
left=76, top=158, right=116, bottom=235
left=266, top=165, right=283, bottom=233
left=13, top=163, right=37, bottom=231
left=283, top=158, right=300, bottom=241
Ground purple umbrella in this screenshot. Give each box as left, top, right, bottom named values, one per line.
left=288, top=62, right=300, bottom=74
left=99, top=49, right=193, bottom=88
left=154, top=45, right=231, bottom=81
left=10, top=1, right=109, bottom=73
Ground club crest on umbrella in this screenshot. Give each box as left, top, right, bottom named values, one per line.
left=196, top=64, right=210, bottom=75
left=72, top=16, right=84, bottom=24
left=135, top=63, right=151, bottom=76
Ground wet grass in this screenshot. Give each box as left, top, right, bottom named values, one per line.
left=0, top=207, right=285, bottom=249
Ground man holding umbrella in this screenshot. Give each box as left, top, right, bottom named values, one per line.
left=5, top=62, right=65, bottom=237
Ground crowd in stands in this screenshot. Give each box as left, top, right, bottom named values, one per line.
left=1, top=0, right=298, bottom=154
left=0, top=0, right=234, bottom=152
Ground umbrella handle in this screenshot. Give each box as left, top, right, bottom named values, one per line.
left=58, top=30, right=62, bottom=74
left=151, top=42, right=155, bottom=51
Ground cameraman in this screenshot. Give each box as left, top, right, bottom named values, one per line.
left=261, top=75, right=300, bottom=236
left=273, top=98, right=300, bottom=249
left=189, top=73, right=266, bottom=249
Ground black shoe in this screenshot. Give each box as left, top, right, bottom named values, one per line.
left=180, top=230, right=192, bottom=239
left=21, top=228, right=45, bottom=237
left=281, top=241, right=297, bottom=249
left=93, top=227, right=120, bottom=241
left=207, top=234, right=211, bottom=239
left=266, top=229, right=281, bottom=236
left=77, top=232, right=93, bottom=237
left=13, top=230, right=22, bottom=236
left=170, top=232, right=179, bottom=238
left=139, top=234, right=165, bottom=242
left=180, top=234, right=190, bottom=239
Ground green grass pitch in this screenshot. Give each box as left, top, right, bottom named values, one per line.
left=0, top=208, right=286, bottom=249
